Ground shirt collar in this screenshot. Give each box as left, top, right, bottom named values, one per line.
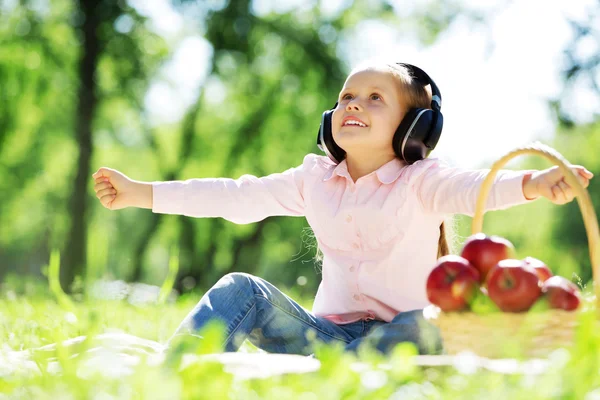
left=322, top=159, right=351, bottom=182
left=376, top=157, right=407, bottom=184
left=322, top=157, right=407, bottom=184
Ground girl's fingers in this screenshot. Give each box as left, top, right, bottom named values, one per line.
left=564, top=168, right=589, bottom=189
left=578, top=175, right=589, bottom=188
left=92, top=171, right=117, bottom=209
left=572, top=165, right=594, bottom=178
left=550, top=185, right=561, bottom=202
left=94, top=182, right=113, bottom=192
left=95, top=177, right=111, bottom=184
left=92, top=168, right=113, bottom=180
left=558, top=180, right=573, bottom=202
left=100, top=194, right=115, bottom=208
left=96, top=187, right=116, bottom=199
left=579, top=166, right=593, bottom=178
left=551, top=184, right=567, bottom=204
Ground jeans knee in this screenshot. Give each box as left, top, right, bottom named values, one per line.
left=212, top=272, right=257, bottom=299
left=220, top=272, right=253, bottom=285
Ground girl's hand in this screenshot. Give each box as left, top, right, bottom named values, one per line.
left=92, top=167, right=137, bottom=210
left=524, top=165, right=594, bottom=205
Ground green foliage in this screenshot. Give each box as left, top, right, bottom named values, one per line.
left=0, top=0, right=492, bottom=300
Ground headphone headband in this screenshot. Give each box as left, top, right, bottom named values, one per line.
left=396, top=63, right=442, bottom=111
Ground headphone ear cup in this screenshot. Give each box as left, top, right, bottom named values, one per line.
left=393, top=108, right=436, bottom=164
left=393, top=108, right=422, bottom=162
left=317, top=109, right=346, bottom=163
left=425, top=111, right=443, bottom=150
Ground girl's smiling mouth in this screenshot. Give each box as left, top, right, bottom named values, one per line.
left=342, top=116, right=368, bottom=127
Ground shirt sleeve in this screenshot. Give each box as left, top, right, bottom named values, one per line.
left=408, top=157, right=538, bottom=216
left=151, top=154, right=319, bottom=224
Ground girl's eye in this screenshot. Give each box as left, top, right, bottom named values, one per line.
left=340, top=93, right=382, bottom=101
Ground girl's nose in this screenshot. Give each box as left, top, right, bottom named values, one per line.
left=345, top=99, right=363, bottom=112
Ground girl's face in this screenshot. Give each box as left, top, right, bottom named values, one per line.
left=331, top=67, right=405, bottom=159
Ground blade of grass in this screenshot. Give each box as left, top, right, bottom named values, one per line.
left=48, top=249, right=76, bottom=313
left=157, top=245, right=179, bottom=305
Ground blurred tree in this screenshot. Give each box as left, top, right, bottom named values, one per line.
left=60, top=1, right=168, bottom=292
left=548, top=124, right=600, bottom=285
left=0, top=0, right=167, bottom=291
left=0, top=0, right=493, bottom=297
left=60, top=0, right=105, bottom=292
left=0, top=1, right=75, bottom=275
left=546, top=5, right=600, bottom=285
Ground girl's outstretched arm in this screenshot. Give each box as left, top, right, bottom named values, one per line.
left=409, top=158, right=593, bottom=216
left=148, top=154, right=320, bottom=224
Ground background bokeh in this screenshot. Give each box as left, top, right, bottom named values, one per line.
left=1, top=0, right=599, bottom=304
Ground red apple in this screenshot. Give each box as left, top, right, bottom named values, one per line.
left=486, top=259, right=542, bottom=312
left=542, top=276, right=581, bottom=311
left=426, top=255, right=480, bottom=312
left=460, top=233, right=516, bottom=283
left=522, top=256, right=553, bottom=282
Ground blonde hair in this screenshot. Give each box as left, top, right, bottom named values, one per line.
left=311, top=62, right=455, bottom=266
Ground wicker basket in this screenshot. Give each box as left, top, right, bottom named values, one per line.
left=423, top=142, right=600, bottom=359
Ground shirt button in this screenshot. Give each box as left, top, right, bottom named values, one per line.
left=345, top=215, right=352, bottom=223
left=353, top=294, right=361, bottom=301
left=352, top=242, right=360, bottom=249
left=349, top=265, right=355, bottom=272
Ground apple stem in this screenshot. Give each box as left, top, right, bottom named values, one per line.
left=445, top=271, right=457, bottom=284
left=501, top=270, right=514, bottom=289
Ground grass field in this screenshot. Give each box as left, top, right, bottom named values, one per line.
left=2, top=272, right=600, bottom=400
left=0, top=251, right=598, bottom=399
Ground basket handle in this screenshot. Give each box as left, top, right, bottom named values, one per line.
left=471, top=142, right=600, bottom=311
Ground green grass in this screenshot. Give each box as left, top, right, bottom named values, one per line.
left=2, top=250, right=600, bottom=399
left=2, top=280, right=600, bottom=399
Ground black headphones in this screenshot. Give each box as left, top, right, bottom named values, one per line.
left=316, top=63, right=443, bottom=165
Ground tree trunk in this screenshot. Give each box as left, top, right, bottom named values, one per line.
left=60, top=0, right=100, bottom=292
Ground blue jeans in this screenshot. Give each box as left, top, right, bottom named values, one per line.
left=166, top=273, right=443, bottom=356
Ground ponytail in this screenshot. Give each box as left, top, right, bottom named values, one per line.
left=437, top=222, right=449, bottom=258
left=437, top=218, right=456, bottom=259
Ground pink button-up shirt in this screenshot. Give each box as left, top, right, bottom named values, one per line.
left=152, top=154, right=535, bottom=324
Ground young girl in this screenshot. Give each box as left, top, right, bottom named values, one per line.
left=92, top=61, right=593, bottom=357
